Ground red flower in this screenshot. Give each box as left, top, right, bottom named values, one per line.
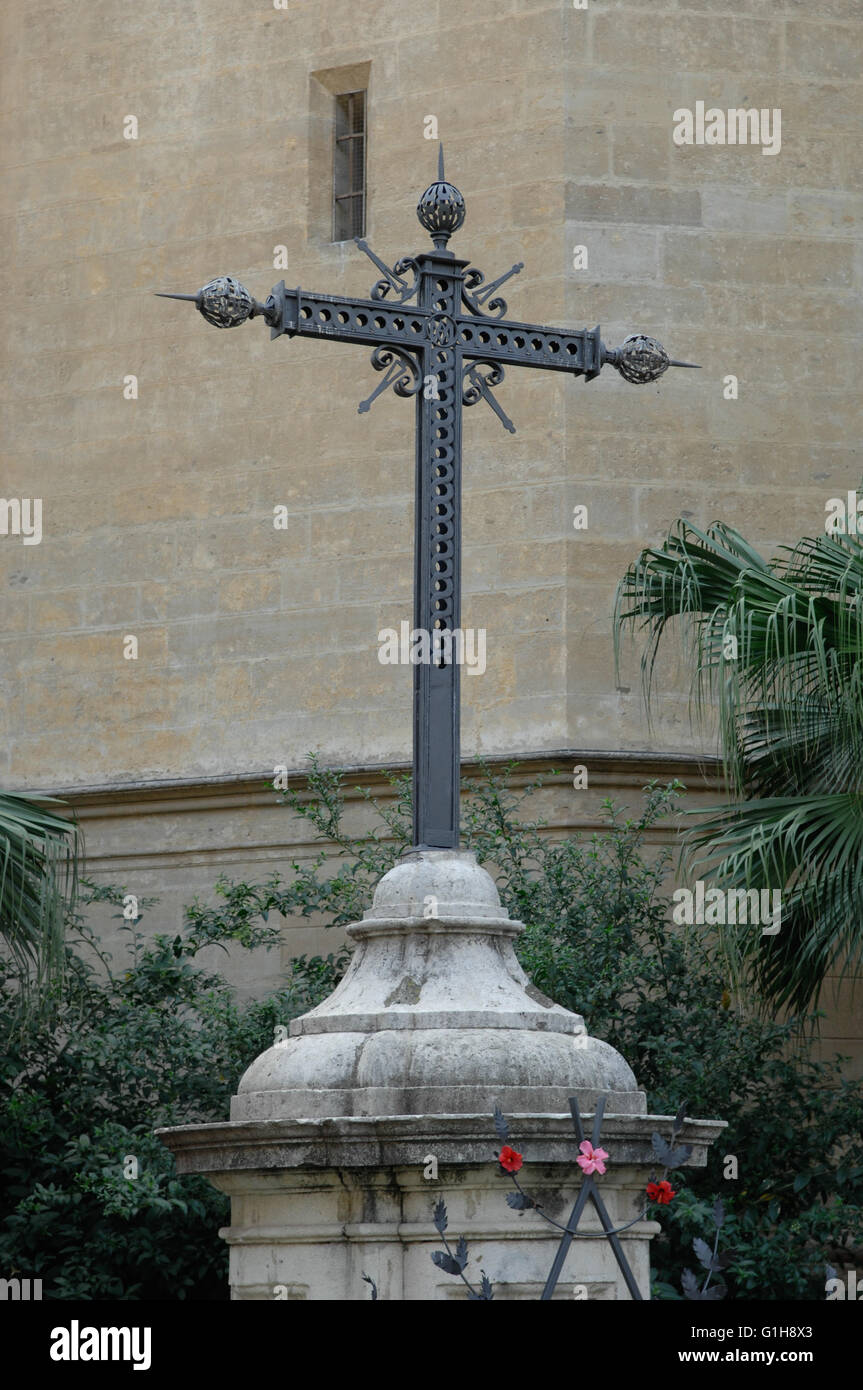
left=646, top=1180, right=676, bottom=1205
left=499, top=1145, right=523, bottom=1173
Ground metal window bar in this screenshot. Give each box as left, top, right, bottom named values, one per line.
left=333, top=91, right=366, bottom=241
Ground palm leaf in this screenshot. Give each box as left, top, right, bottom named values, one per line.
left=0, top=791, right=81, bottom=997
left=614, top=519, right=863, bottom=1012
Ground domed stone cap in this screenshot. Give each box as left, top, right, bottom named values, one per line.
left=231, top=849, right=646, bottom=1121
left=362, top=848, right=506, bottom=922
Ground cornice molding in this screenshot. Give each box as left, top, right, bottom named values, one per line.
left=17, top=748, right=723, bottom=821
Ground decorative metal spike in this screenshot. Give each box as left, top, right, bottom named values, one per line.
left=155, top=279, right=256, bottom=329
left=462, top=362, right=516, bottom=433
left=438, top=142, right=445, bottom=181
left=358, top=345, right=422, bottom=414
left=461, top=262, right=524, bottom=319
left=354, top=238, right=420, bottom=305
left=354, top=237, right=403, bottom=287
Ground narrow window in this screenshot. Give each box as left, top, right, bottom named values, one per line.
left=333, top=90, right=366, bottom=241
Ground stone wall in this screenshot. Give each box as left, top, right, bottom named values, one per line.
left=1, top=1, right=861, bottom=1065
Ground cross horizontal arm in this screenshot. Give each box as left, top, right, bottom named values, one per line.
left=267, top=280, right=433, bottom=353
left=267, top=282, right=607, bottom=381
left=457, top=313, right=604, bottom=379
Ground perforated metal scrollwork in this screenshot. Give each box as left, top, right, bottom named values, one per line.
left=462, top=359, right=515, bottom=433
left=460, top=262, right=524, bottom=320
left=358, top=345, right=422, bottom=414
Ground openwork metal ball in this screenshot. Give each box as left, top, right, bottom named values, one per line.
left=198, top=276, right=255, bottom=329
left=614, top=334, right=670, bottom=384
left=417, top=178, right=466, bottom=247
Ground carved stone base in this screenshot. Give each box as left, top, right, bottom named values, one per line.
left=157, top=850, right=725, bottom=1299
left=232, top=850, right=643, bottom=1120
left=160, top=1112, right=724, bottom=1300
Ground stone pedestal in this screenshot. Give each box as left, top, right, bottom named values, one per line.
left=159, top=850, right=724, bottom=1299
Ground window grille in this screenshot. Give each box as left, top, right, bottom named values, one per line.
left=333, top=91, right=366, bottom=241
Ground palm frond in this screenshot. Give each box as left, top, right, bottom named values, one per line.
left=0, top=791, right=81, bottom=995
left=615, top=518, right=863, bottom=1012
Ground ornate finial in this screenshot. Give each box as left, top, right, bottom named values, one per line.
left=194, top=276, right=255, bottom=328
left=155, top=277, right=266, bottom=329
left=605, top=334, right=700, bottom=384
left=417, top=143, right=466, bottom=251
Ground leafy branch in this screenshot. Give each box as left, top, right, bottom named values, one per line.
left=430, top=1199, right=493, bottom=1300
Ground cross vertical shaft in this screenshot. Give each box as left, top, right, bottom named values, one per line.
left=412, top=252, right=467, bottom=849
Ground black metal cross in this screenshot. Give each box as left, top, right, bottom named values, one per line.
left=158, top=147, right=696, bottom=851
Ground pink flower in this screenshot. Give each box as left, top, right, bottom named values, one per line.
left=577, top=1141, right=609, bottom=1176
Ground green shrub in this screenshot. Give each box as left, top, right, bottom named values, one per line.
left=0, top=880, right=338, bottom=1299
left=464, top=767, right=863, bottom=1299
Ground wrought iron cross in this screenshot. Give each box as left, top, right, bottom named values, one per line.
left=158, top=147, right=697, bottom=850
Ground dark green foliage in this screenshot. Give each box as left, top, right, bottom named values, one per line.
left=0, top=878, right=337, bottom=1300
left=461, top=767, right=863, bottom=1300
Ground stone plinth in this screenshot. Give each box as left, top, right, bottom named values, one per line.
left=158, top=850, right=725, bottom=1298
left=162, top=1111, right=724, bottom=1300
